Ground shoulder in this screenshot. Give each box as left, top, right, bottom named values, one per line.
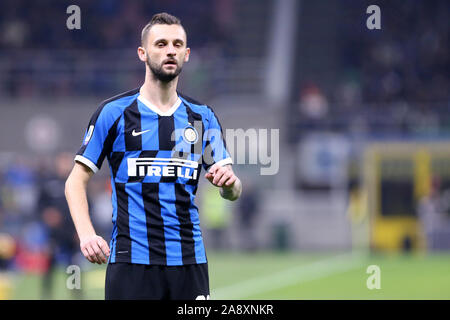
left=91, top=88, right=140, bottom=123
left=100, top=87, right=140, bottom=113
left=178, top=92, right=218, bottom=120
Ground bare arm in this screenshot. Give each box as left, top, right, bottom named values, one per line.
left=205, top=164, right=242, bottom=201
left=65, top=162, right=110, bottom=264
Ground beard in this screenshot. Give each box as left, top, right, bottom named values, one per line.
left=146, top=54, right=182, bottom=83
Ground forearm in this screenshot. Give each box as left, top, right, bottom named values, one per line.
left=220, top=178, right=242, bottom=201
left=65, top=163, right=110, bottom=264
left=65, top=173, right=96, bottom=239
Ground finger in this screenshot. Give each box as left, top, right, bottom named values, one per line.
left=224, top=175, right=237, bottom=187
left=213, top=168, right=227, bottom=185
left=81, top=247, right=94, bottom=263
left=95, top=240, right=109, bottom=263
left=92, top=242, right=106, bottom=264
left=208, top=164, right=220, bottom=175
left=88, top=245, right=101, bottom=264
left=83, top=246, right=96, bottom=264
left=204, top=172, right=214, bottom=181
left=98, top=238, right=110, bottom=257
left=85, top=245, right=100, bottom=264
left=212, top=173, right=223, bottom=185
left=217, top=172, right=232, bottom=187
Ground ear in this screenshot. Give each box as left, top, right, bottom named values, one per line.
left=184, top=47, right=191, bottom=63
left=137, top=46, right=147, bottom=62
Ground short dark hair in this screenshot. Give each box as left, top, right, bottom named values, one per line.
left=141, top=12, right=183, bottom=45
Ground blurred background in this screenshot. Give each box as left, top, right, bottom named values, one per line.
left=0, top=0, right=449, bottom=299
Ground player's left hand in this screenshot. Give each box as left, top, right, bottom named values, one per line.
left=205, top=164, right=237, bottom=188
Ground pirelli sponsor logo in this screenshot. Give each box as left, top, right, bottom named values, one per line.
left=127, top=157, right=199, bottom=180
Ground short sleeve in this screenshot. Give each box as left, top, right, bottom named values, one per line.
left=202, top=107, right=233, bottom=170
left=75, top=104, right=120, bottom=173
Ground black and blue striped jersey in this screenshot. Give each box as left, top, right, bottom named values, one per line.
left=75, top=88, right=232, bottom=265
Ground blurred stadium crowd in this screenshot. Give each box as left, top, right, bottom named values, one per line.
left=0, top=1, right=447, bottom=114
left=341, top=1, right=448, bottom=105
left=0, top=152, right=113, bottom=297
left=0, top=0, right=233, bottom=50
left=0, top=0, right=236, bottom=98
left=294, top=0, right=449, bottom=138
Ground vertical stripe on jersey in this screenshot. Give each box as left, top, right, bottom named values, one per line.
left=142, top=183, right=166, bottom=264
left=115, top=182, right=131, bottom=261
left=185, top=105, right=204, bottom=158
left=109, top=227, right=117, bottom=263
left=112, top=115, right=126, bottom=152
left=109, top=151, right=124, bottom=179
left=158, top=183, right=183, bottom=266
left=184, top=183, right=206, bottom=263
left=158, top=115, right=175, bottom=151
left=174, top=183, right=197, bottom=265
left=109, top=181, right=118, bottom=263
left=184, top=105, right=204, bottom=185
left=126, top=183, right=150, bottom=264
left=159, top=115, right=177, bottom=183
left=96, top=116, right=121, bottom=170
left=207, top=105, right=228, bottom=151
left=124, top=100, right=142, bottom=151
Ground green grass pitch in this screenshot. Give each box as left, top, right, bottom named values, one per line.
left=5, top=251, right=450, bottom=300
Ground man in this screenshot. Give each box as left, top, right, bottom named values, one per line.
left=65, top=12, right=241, bottom=300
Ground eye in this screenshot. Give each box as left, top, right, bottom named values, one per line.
left=173, top=41, right=184, bottom=48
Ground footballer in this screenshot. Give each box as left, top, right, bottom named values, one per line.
left=65, top=12, right=242, bottom=300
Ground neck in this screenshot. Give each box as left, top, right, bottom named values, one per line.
left=140, top=69, right=179, bottom=112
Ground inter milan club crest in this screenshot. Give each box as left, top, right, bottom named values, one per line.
left=183, top=125, right=198, bottom=144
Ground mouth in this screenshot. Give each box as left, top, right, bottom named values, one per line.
left=163, top=60, right=177, bottom=67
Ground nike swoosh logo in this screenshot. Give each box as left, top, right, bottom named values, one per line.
left=132, top=129, right=150, bottom=136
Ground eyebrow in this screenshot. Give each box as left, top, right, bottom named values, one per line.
left=153, top=38, right=185, bottom=45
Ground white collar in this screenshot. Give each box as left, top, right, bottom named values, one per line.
left=137, top=94, right=182, bottom=116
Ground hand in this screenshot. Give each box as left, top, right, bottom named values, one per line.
left=80, top=234, right=110, bottom=264
left=205, top=164, right=238, bottom=188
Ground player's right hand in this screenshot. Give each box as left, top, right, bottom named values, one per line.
left=80, top=235, right=110, bottom=264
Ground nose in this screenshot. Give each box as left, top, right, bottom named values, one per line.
left=167, top=43, right=176, bottom=56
